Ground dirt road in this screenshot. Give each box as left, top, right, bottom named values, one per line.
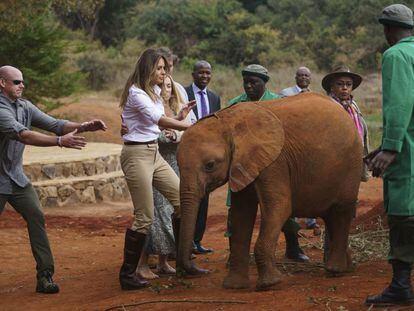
left=0, top=179, right=392, bottom=311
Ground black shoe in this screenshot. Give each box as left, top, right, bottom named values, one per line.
left=365, top=287, right=414, bottom=306
left=285, top=251, right=310, bottom=262
left=193, top=243, right=213, bottom=254
left=36, top=271, right=59, bottom=294
left=119, top=229, right=149, bottom=290
left=365, top=260, right=414, bottom=307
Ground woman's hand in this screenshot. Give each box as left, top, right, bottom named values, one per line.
left=78, top=119, right=107, bottom=132
left=177, top=100, right=196, bottom=121
left=119, top=115, right=128, bottom=136
left=163, top=129, right=177, bottom=142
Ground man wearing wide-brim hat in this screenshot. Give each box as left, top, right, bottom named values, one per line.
left=322, top=65, right=369, bottom=182
left=365, top=3, right=414, bottom=308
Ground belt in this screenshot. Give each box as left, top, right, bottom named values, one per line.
left=124, top=140, right=158, bottom=145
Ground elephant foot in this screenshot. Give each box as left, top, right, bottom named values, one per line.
left=256, top=268, right=283, bottom=291
left=223, top=273, right=250, bottom=289
left=256, top=273, right=283, bottom=291
left=325, top=258, right=349, bottom=274
left=176, top=263, right=210, bottom=277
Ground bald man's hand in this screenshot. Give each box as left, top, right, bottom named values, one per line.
left=60, top=129, right=86, bottom=150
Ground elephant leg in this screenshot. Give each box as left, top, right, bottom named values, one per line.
left=254, top=180, right=290, bottom=291
left=323, top=202, right=355, bottom=274
left=223, top=184, right=258, bottom=289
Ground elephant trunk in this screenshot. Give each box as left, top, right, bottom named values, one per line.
left=176, top=187, right=203, bottom=274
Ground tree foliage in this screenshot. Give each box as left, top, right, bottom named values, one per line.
left=3, top=0, right=414, bottom=100
left=0, top=0, right=81, bottom=103
left=126, top=0, right=283, bottom=67
left=123, top=0, right=414, bottom=71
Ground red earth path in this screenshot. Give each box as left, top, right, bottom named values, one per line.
left=0, top=178, right=393, bottom=311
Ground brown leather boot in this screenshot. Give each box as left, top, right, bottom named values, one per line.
left=119, top=228, right=149, bottom=290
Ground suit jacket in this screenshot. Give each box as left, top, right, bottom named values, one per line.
left=279, top=85, right=302, bottom=97
left=185, top=84, right=221, bottom=120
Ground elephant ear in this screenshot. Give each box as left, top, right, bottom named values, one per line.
left=227, top=103, right=285, bottom=192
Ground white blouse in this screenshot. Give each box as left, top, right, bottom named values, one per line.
left=122, top=85, right=164, bottom=142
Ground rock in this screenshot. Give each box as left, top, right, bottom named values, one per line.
left=44, top=197, right=58, bottom=208
left=93, top=180, right=106, bottom=189
left=83, top=161, right=96, bottom=176
left=95, top=159, right=105, bottom=174
left=62, top=163, right=72, bottom=178
left=42, top=164, right=56, bottom=179
left=106, top=156, right=118, bottom=173
left=44, top=186, right=58, bottom=197
left=58, top=185, right=75, bottom=198
left=73, top=182, right=86, bottom=190
left=58, top=191, right=80, bottom=207
left=24, top=164, right=42, bottom=182
left=72, top=162, right=85, bottom=176
left=55, top=165, right=63, bottom=178
left=112, top=183, right=124, bottom=201
left=96, top=184, right=114, bottom=201
left=80, top=186, right=96, bottom=203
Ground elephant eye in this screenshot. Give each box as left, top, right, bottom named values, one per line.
left=205, top=161, right=215, bottom=172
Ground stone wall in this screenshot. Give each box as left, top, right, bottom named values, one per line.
left=35, top=174, right=130, bottom=208
left=23, top=144, right=130, bottom=208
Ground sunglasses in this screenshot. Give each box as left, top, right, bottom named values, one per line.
left=11, top=80, right=24, bottom=85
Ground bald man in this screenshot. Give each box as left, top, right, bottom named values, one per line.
left=278, top=66, right=319, bottom=234
left=185, top=60, right=221, bottom=254
left=279, top=66, right=312, bottom=97
left=0, top=66, right=107, bottom=294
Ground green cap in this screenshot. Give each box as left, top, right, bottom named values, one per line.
left=379, top=4, right=414, bottom=29
left=241, top=64, right=270, bottom=82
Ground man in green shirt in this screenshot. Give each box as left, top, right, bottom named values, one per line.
left=365, top=4, right=414, bottom=307
left=226, top=64, right=309, bottom=263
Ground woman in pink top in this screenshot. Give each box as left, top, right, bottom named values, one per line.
left=321, top=65, right=369, bottom=263
left=118, top=48, right=195, bottom=290
left=322, top=65, right=369, bottom=181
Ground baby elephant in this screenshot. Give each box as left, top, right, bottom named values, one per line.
left=176, top=93, right=362, bottom=290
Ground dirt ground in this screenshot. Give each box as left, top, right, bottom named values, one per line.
left=0, top=178, right=400, bottom=311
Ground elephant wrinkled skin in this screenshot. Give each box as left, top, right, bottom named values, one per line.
left=176, top=92, right=362, bottom=290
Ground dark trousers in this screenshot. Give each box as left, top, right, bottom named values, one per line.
left=388, top=215, right=414, bottom=264
left=0, top=183, right=54, bottom=278
left=194, top=195, right=209, bottom=244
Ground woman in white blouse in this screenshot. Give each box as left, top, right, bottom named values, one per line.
left=118, top=48, right=195, bottom=290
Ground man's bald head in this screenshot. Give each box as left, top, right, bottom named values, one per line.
left=193, top=60, right=211, bottom=72
left=0, top=65, right=25, bottom=101
left=0, top=66, right=22, bottom=80
left=192, top=60, right=212, bottom=90
left=295, top=66, right=311, bottom=89
left=296, top=66, right=311, bottom=76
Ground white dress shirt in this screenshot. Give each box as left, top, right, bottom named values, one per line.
left=192, top=83, right=210, bottom=120
left=121, top=85, right=164, bottom=142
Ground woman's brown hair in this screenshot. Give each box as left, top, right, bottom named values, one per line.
left=119, top=48, right=169, bottom=108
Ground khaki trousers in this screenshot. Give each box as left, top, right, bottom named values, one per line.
left=121, top=144, right=180, bottom=234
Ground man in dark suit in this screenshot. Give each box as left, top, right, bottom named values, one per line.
left=185, top=60, right=221, bottom=254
